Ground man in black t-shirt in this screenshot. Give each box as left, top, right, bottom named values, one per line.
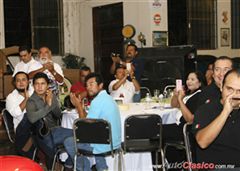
left=197, top=56, right=233, bottom=107
left=193, top=69, right=240, bottom=168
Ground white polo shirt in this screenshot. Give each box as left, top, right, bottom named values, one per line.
left=108, top=79, right=137, bottom=103
left=6, top=87, right=34, bottom=131
left=13, top=58, right=39, bottom=76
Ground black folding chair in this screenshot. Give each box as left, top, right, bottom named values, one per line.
left=73, top=118, right=122, bottom=171
left=183, top=123, right=195, bottom=164
left=1, top=108, right=15, bottom=143
left=123, top=114, right=165, bottom=171
left=51, top=145, right=65, bottom=171
left=1, top=108, right=37, bottom=160
left=140, top=86, right=151, bottom=99
left=163, top=123, right=194, bottom=171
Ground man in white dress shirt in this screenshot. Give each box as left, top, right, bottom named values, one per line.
left=12, top=45, right=39, bottom=76
left=108, top=65, right=140, bottom=103
left=28, top=46, right=64, bottom=97
left=6, top=71, right=35, bottom=158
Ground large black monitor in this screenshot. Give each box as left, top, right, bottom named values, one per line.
left=138, top=45, right=197, bottom=93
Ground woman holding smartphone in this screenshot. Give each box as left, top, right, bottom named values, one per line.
left=171, top=71, right=206, bottom=124
left=163, top=71, right=206, bottom=162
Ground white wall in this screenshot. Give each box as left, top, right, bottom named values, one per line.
left=1, top=0, right=240, bottom=69
left=0, top=0, right=5, bottom=48
left=198, top=0, right=240, bottom=57
left=66, top=0, right=239, bottom=72
left=63, top=0, right=158, bottom=70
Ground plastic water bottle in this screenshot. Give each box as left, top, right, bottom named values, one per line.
left=159, top=94, right=164, bottom=110
left=145, top=93, right=152, bottom=109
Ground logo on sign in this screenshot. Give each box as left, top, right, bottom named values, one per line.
left=152, top=0, right=162, bottom=8
left=153, top=14, right=161, bottom=25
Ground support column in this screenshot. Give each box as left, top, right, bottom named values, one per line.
left=0, top=0, right=5, bottom=48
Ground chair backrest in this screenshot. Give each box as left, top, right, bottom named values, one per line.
left=73, top=118, right=113, bottom=151
left=124, top=114, right=162, bottom=147
left=163, top=85, right=176, bottom=94
left=140, top=87, right=151, bottom=99
left=60, top=77, right=72, bottom=95
left=1, top=108, right=15, bottom=143
left=183, top=123, right=195, bottom=163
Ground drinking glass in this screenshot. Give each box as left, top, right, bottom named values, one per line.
left=158, top=94, right=165, bottom=110
left=153, top=89, right=160, bottom=98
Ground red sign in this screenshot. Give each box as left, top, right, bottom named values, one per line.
left=153, top=14, right=161, bottom=25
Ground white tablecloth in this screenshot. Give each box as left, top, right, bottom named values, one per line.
left=61, top=103, right=180, bottom=171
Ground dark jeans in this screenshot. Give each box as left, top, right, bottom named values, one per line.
left=36, top=127, right=73, bottom=169
left=64, top=137, right=108, bottom=171
left=15, top=114, right=36, bottom=159
left=133, top=93, right=141, bottom=102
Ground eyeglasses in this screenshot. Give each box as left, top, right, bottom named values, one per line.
left=86, top=81, right=97, bottom=87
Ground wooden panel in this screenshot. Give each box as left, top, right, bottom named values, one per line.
left=63, top=69, right=80, bottom=84
left=3, top=75, right=14, bottom=98
left=0, top=75, right=3, bottom=99
left=93, top=3, right=123, bottom=89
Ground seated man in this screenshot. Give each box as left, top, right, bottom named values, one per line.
left=64, top=73, right=121, bottom=171
left=197, top=56, right=233, bottom=107
left=6, top=71, right=35, bottom=158
left=13, top=45, right=39, bottom=76
left=26, top=72, right=72, bottom=170
left=108, top=65, right=140, bottom=103
left=205, top=62, right=214, bottom=85
left=70, top=65, right=91, bottom=99
left=193, top=69, right=240, bottom=167
left=28, top=46, right=64, bottom=97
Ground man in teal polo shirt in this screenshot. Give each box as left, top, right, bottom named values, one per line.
left=64, top=73, right=121, bottom=171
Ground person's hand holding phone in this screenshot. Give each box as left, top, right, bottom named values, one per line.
left=176, top=79, right=183, bottom=92
left=126, top=63, right=131, bottom=71
left=111, top=53, right=121, bottom=63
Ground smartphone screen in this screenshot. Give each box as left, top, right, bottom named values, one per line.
left=126, top=63, right=131, bottom=71
left=176, top=79, right=182, bottom=91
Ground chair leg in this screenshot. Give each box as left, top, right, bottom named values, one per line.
left=32, top=147, right=38, bottom=161
left=163, top=145, right=170, bottom=171
left=74, top=154, right=77, bottom=171
left=160, top=149, right=166, bottom=171
left=155, top=151, right=158, bottom=171
left=51, top=153, right=58, bottom=171
left=118, top=149, right=124, bottom=171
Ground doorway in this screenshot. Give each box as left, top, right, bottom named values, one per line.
left=93, top=2, right=124, bottom=89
